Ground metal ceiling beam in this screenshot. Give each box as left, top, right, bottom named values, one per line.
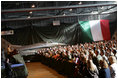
left=2, top=3, right=117, bottom=13
left=1, top=10, right=117, bottom=22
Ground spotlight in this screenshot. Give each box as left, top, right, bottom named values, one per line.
left=78, top=2, right=82, bottom=5
left=31, top=4, right=35, bottom=8
left=63, top=13, right=66, bottom=16
left=29, top=11, right=32, bottom=14
left=28, top=16, right=31, bottom=18
left=69, top=9, right=72, bottom=11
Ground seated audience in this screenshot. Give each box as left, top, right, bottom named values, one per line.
left=36, top=39, right=117, bottom=78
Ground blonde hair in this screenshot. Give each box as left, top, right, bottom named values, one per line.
left=87, top=60, right=97, bottom=71
left=100, top=60, right=108, bottom=68
left=109, top=56, right=117, bottom=64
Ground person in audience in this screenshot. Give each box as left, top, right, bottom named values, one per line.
left=95, top=49, right=103, bottom=61
left=112, top=49, right=117, bottom=59
left=81, top=56, right=88, bottom=77
left=7, top=45, right=13, bottom=58
left=5, top=58, right=12, bottom=78
left=100, top=50, right=109, bottom=64
left=95, top=49, right=103, bottom=69
left=99, top=59, right=111, bottom=78
left=78, top=53, right=85, bottom=77
left=86, top=59, right=99, bottom=78
left=89, top=50, right=99, bottom=67
left=12, top=49, right=18, bottom=56
left=67, top=51, right=72, bottom=60
left=109, top=56, right=117, bottom=78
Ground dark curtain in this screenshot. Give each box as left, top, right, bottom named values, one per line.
left=2, top=23, right=80, bottom=45
left=2, top=21, right=116, bottom=45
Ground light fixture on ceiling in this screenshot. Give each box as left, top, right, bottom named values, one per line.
left=78, top=2, right=82, bottom=5
left=69, top=9, right=72, bottom=11
left=63, top=13, right=66, bottom=16
left=28, top=16, right=31, bottom=18
left=31, top=4, right=35, bottom=8
left=29, top=11, right=32, bottom=14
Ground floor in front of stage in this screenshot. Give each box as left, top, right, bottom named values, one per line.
left=26, top=62, right=66, bottom=78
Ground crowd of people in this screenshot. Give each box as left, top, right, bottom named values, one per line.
left=37, top=40, right=117, bottom=78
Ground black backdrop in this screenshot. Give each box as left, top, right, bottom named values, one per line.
left=2, top=21, right=117, bottom=45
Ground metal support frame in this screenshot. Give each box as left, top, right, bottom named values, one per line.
left=2, top=3, right=117, bottom=13
left=2, top=10, right=117, bottom=22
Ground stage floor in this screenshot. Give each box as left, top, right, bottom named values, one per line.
left=26, top=62, right=66, bottom=78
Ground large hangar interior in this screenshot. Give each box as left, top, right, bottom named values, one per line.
left=1, top=1, right=117, bottom=78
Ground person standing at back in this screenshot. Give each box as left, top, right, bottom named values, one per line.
left=7, top=45, right=13, bottom=58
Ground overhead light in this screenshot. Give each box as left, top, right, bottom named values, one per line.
left=78, top=2, right=82, bottom=5
left=31, top=4, right=35, bottom=8
left=29, top=11, right=32, bottom=14
left=63, top=13, right=66, bottom=16
left=69, top=9, right=72, bottom=11
left=28, top=16, right=31, bottom=18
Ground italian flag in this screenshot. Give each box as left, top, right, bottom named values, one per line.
left=79, top=20, right=111, bottom=42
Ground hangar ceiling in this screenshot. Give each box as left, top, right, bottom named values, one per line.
left=1, top=1, right=117, bottom=29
